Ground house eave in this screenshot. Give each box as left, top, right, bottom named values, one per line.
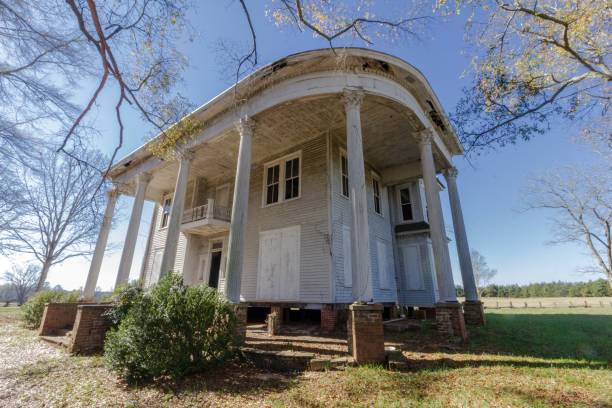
left=108, top=48, right=464, bottom=181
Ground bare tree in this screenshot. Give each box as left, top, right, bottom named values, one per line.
left=2, top=264, right=39, bottom=305
left=3, top=146, right=109, bottom=292
left=3, top=1, right=436, bottom=166
left=523, top=166, right=612, bottom=289
left=471, top=249, right=498, bottom=295
left=447, top=0, right=611, bottom=153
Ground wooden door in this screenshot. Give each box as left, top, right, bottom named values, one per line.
left=256, top=225, right=300, bottom=301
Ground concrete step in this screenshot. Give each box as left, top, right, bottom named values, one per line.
left=40, top=335, right=71, bottom=348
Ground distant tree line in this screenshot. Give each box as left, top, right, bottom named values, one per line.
left=456, top=279, right=612, bottom=298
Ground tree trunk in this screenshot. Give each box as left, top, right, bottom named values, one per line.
left=35, top=260, right=51, bottom=293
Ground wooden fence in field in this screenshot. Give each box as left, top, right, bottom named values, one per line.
left=472, top=297, right=612, bottom=310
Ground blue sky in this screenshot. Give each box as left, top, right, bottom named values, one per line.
left=2, top=2, right=604, bottom=291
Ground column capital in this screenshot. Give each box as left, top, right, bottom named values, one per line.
left=138, top=172, right=153, bottom=185
left=106, top=185, right=120, bottom=200
left=235, top=116, right=256, bottom=136
left=444, top=167, right=458, bottom=180
left=342, top=88, right=365, bottom=110
left=178, top=149, right=194, bottom=163
left=415, top=128, right=434, bottom=146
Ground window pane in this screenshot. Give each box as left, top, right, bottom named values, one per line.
left=274, top=165, right=279, bottom=182
left=285, top=179, right=292, bottom=200
left=374, top=197, right=381, bottom=214
left=401, top=203, right=413, bottom=221
left=400, top=188, right=411, bottom=205
left=285, top=160, right=292, bottom=178
left=267, top=167, right=274, bottom=184
left=293, top=158, right=299, bottom=174
left=341, top=155, right=349, bottom=197
left=293, top=178, right=299, bottom=197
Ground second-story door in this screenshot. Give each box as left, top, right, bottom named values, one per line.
left=216, top=184, right=230, bottom=207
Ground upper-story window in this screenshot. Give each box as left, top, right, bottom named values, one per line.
left=265, top=164, right=280, bottom=205
left=263, top=151, right=301, bottom=206
left=372, top=175, right=382, bottom=215
left=161, top=197, right=172, bottom=228
left=285, top=157, right=300, bottom=200
left=398, top=186, right=414, bottom=222
left=340, top=151, right=349, bottom=198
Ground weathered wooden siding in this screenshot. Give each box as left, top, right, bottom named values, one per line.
left=142, top=197, right=188, bottom=288
left=330, top=134, right=398, bottom=304
left=241, top=134, right=332, bottom=303
left=388, top=185, right=439, bottom=307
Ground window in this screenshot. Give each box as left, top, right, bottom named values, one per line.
left=285, top=157, right=300, bottom=200
left=372, top=177, right=381, bottom=214
left=399, top=186, right=413, bottom=222
left=265, top=164, right=280, bottom=205
left=340, top=152, right=349, bottom=197
left=160, top=197, right=172, bottom=228
left=263, top=152, right=301, bottom=206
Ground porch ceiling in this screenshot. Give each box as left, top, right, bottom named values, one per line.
left=136, top=94, right=428, bottom=201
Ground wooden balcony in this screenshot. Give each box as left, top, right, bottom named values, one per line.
left=180, top=199, right=231, bottom=236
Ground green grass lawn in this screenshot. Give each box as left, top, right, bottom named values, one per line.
left=470, top=308, right=612, bottom=363
left=1, top=306, right=611, bottom=407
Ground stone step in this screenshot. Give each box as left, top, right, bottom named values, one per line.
left=40, top=335, right=71, bottom=348
left=53, top=328, right=73, bottom=337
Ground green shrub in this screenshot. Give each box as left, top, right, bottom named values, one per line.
left=21, top=290, right=80, bottom=327
left=102, top=282, right=143, bottom=326
left=104, top=272, right=240, bottom=382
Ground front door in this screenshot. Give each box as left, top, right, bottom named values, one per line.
left=208, top=251, right=222, bottom=289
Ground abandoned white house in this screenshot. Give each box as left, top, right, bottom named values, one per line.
left=82, top=48, right=484, bottom=342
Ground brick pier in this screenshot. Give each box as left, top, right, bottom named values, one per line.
left=463, top=300, right=486, bottom=325
left=435, top=302, right=468, bottom=340
left=347, top=303, right=385, bottom=364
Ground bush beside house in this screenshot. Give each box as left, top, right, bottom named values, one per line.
left=104, top=273, right=240, bottom=382
left=21, top=290, right=80, bottom=327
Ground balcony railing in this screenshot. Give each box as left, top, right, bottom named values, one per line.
left=181, top=199, right=231, bottom=224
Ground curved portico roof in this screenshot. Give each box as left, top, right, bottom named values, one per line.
left=109, top=48, right=462, bottom=183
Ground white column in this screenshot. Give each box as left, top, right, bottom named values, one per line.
left=83, top=186, right=120, bottom=298
left=343, top=89, right=374, bottom=303
left=224, top=116, right=255, bottom=303
left=444, top=167, right=479, bottom=301
left=159, top=151, right=193, bottom=279
left=116, top=173, right=151, bottom=288
left=416, top=129, right=457, bottom=302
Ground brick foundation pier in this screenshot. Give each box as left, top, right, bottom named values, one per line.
left=235, top=304, right=248, bottom=343
left=435, top=302, right=468, bottom=340
left=463, top=300, right=486, bottom=325
left=321, top=306, right=338, bottom=331
left=70, top=304, right=113, bottom=354
left=347, top=303, right=385, bottom=364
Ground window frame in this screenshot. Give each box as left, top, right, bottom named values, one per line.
left=160, top=196, right=172, bottom=229
left=371, top=172, right=382, bottom=216
left=339, top=149, right=349, bottom=198
left=396, top=182, right=416, bottom=224
left=261, top=150, right=302, bottom=207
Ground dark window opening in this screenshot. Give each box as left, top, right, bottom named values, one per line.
left=161, top=198, right=172, bottom=228
left=399, top=187, right=413, bottom=221
left=266, top=164, right=280, bottom=205
left=284, top=157, right=300, bottom=200
left=341, top=154, right=349, bottom=197
left=373, top=178, right=381, bottom=214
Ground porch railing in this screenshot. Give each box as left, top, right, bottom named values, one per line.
left=181, top=199, right=231, bottom=224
